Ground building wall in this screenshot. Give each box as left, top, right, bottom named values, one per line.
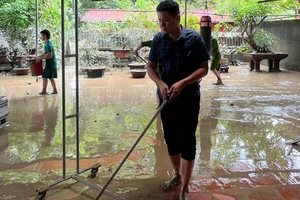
left=261, top=20, right=300, bottom=72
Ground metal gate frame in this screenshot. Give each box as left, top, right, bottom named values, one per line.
left=35, top=0, right=124, bottom=199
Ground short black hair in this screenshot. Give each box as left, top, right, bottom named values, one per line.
left=40, top=29, right=51, bottom=39
left=156, top=0, right=180, bottom=17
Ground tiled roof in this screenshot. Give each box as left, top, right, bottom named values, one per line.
left=188, top=10, right=232, bottom=23
left=80, top=9, right=232, bottom=23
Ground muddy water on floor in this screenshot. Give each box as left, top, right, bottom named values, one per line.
left=0, top=66, right=300, bottom=199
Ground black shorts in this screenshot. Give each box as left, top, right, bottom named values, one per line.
left=159, top=94, right=200, bottom=161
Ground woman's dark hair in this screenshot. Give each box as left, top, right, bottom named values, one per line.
left=156, top=0, right=180, bottom=17
left=40, top=29, right=51, bottom=39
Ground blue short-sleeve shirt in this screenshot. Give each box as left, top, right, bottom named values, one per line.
left=148, top=28, right=209, bottom=97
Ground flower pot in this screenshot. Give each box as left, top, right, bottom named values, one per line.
left=0, top=55, right=7, bottom=63
left=16, top=56, right=25, bottom=63
left=130, top=69, right=147, bottom=78
left=219, top=58, right=229, bottom=73
left=0, top=55, right=13, bottom=68
left=0, top=96, right=8, bottom=124
left=13, top=68, right=30, bottom=75
left=128, top=62, right=146, bottom=70
left=86, top=67, right=106, bottom=78
left=112, top=49, right=131, bottom=59
left=220, top=58, right=229, bottom=67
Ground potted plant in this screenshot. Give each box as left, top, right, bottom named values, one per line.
left=110, top=32, right=131, bottom=60
left=80, top=47, right=115, bottom=78
left=214, top=0, right=297, bottom=53
left=218, top=40, right=231, bottom=66
left=0, top=30, right=12, bottom=70
left=12, top=54, right=31, bottom=75
left=0, top=29, right=30, bottom=74
left=10, top=40, right=30, bottom=75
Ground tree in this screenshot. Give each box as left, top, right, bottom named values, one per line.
left=37, top=0, right=72, bottom=55
left=0, top=0, right=36, bottom=40
left=0, top=0, right=72, bottom=57
left=78, top=0, right=217, bottom=10
left=213, top=0, right=298, bottom=52
left=79, top=0, right=119, bottom=9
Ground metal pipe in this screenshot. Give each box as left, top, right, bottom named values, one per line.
left=61, top=0, right=66, bottom=179
left=94, top=99, right=168, bottom=200
left=35, top=0, right=38, bottom=56
left=137, top=54, right=147, bottom=64
left=75, top=0, right=80, bottom=174
left=72, top=177, right=124, bottom=200
left=184, top=0, right=187, bottom=28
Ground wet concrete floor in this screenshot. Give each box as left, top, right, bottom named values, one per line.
left=0, top=64, right=300, bottom=200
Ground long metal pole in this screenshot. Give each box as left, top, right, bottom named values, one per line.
left=35, top=0, right=38, bottom=56
left=61, top=0, right=66, bottom=179
left=75, top=0, right=80, bottom=173
left=95, top=99, right=168, bottom=200
left=184, top=0, right=187, bottom=28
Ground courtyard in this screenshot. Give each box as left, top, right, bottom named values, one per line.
left=1, top=63, right=300, bottom=199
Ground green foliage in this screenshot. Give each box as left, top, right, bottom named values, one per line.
left=118, top=0, right=134, bottom=9
left=0, top=0, right=35, bottom=58
left=37, top=0, right=73, bottom=57
left=0, top=0, right=36, bottom=40
left=0, top=30, right=11, bottom=55
left=177, top=0, right=216, bottom=10
left=132, top=0, right=157, bottom=10
left=124, top=12, right=158, bottom=29
left=181, top=14, right=200, bottom=32
left=213, top=22, right=239, bottom=56
left=0, top=28, right=28, bottom=66
left=214, top=0, right=297, bottom=20
left=115, top=0, right=158, bottom=12
left=231, top=28, right=279, bottom=54
left=213, top=21, right=234, bottom=34
left=213, top=0, right=298, bottom=52
left=254, top=29, right=278, bottom=52
left=80, top=49, right=115, bottom=67
left=79, top=0, right=119, bottom=9
left=232, top=43, right=253, bottom=54
left=79, top=0, right=217, bottom=10
left=0, top=0, right=73, bottom=61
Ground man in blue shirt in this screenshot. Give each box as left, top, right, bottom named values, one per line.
left=147, top=1, right=209, bottom=199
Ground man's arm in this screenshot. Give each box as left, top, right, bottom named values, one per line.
left=38, top=52, right=52, bottom=60
left=133, top=44, right=143, bottom=56
left=36, top=52, right=52, bottom=62
left=147, top=60, right=169, bottom=100
left=134, top=40, right=152, bottom=56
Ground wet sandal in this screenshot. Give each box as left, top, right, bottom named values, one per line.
left=213, top=81, right=223, bottom=85
left=38, top=92, right=47, bottom=95
left=161, top=174, right=182, bottom=192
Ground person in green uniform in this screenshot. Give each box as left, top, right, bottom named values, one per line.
left=35, top=29, right=58, bottom=95
left=211, top=37, right=223, bottom=85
